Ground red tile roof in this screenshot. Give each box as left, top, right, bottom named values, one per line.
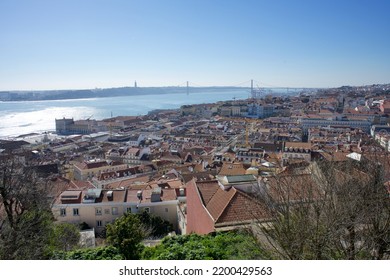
left=196, top=181, right=220, bottom=205
left=96, top=190, right=126, bottom=203
left=217, top=190, right=270, bottom=224
left=206, top=187, right=236, bottom=221
left=75, top=160, right=126, bottom=170
left=75, top=160, right=108, bottom=170
left=284, top=142, right=312, bottom=150
left=195, top=180, right=271, bottom=226
left=218, top=162, right=247, bottom=176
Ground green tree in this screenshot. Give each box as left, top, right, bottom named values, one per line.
left=50, top=223, right=80, bottom=252
left=0, top=155, right=54, bottom=259
left=0, top=209, right=54, bottom=259
left=136, top=211, right=173, bottom=237
left=52, top=246, right=123, bottom=260
left=141, top=231, right=271, bottom=260
left=106, top=213, right=147, bottom=259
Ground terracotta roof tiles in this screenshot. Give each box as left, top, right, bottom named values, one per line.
left=218, top=162, right=247, bottom=176
left=196, top=181, right=220, bottom=205
left=217, top=190, right=270, bottom=224
left=194, top=180, right=271, bottom=226
left=206, top=187, right=236, bottom=221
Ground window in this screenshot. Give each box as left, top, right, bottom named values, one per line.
left=95, top=207, right=102, bottom=216
left=126, top=207, right=132, bottom=213
left=144, top=207, right=150, bottom=213
left=112, top=207, right=118, bottom=215
left=73, top=208, right=79, bottom=216
left=165, top=208, right=169, bottom=213
left=60, top=208, right=66, bottom=217
left=104, top=209, right=110, bottom=215
left=96, top=220, right=102, bottom=227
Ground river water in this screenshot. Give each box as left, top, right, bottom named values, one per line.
left=0, top=89, right=252, bottom=137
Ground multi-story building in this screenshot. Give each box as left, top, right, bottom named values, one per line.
left=127, top=134, right=146, bottom=147
left=247, top=103, right=275, bottom=118
left=52, top=186, right=184, bottom=234
left=55, top=118, right=102, bottom=135
left=300, top=115, right=371, bottom=134
left=106, top=147, right=151, bottom=166
left=52, top=189, right=127, bottom=233
left=282, top=142, right=312, bottom=165
left=90, top=166, right=153, bottom=189
left=73, top=159, right=128, bottom=181
left=379, top=100, right=390, bottom=114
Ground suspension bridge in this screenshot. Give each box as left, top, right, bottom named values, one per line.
left=173, top=79, right=318, bottom=99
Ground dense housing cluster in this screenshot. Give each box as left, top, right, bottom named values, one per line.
left=1, top=84, right=390, bottom=258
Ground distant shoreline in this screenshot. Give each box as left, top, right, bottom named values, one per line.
left=0, top=86, right=252, bottom=102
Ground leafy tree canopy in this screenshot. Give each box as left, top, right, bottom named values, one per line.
left=0, top=155, right=56, bottom=260
left=137, top=211, right=173, bottom=237
left=49, top=223, right=80, bottom=252
left=52, top=246, right=123, bottom=260
left=106, top=213, right=147, bottom=259
left=141, top=230, right=271, bottom=260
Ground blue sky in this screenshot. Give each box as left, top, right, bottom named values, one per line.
left=0, top=0, right=389, bottom=90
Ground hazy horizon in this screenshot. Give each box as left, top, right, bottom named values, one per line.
left=1, top=84, right=327, bottom=93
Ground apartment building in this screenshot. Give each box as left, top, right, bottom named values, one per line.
left=52, top=186, right=183, bottom=234
left=300, top=115, right=371, bottom=134
left=73, top=159, right=128, bottom=181
left=52, top=189, right=127, bottom=234
left=282, top=142, right=312, bottom=165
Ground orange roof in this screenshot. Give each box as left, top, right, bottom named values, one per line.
left=125, top=148, right=140, bottom=155
left=284, top=142, right=312, bottom=150
left=206, top=187, right=236, bottom=221
left=197, top=181, right=220, bottom=205
left=218, top=162, right=247, bottom=176
left=217, top=190, right=270, bottom=224
left=167, top=179, right=184, bottom=189
left=195, top=180, right=271, bottom=225
left=382, top=101, right=390, bottom=108
left=74, top=160, right=125, bottom=170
